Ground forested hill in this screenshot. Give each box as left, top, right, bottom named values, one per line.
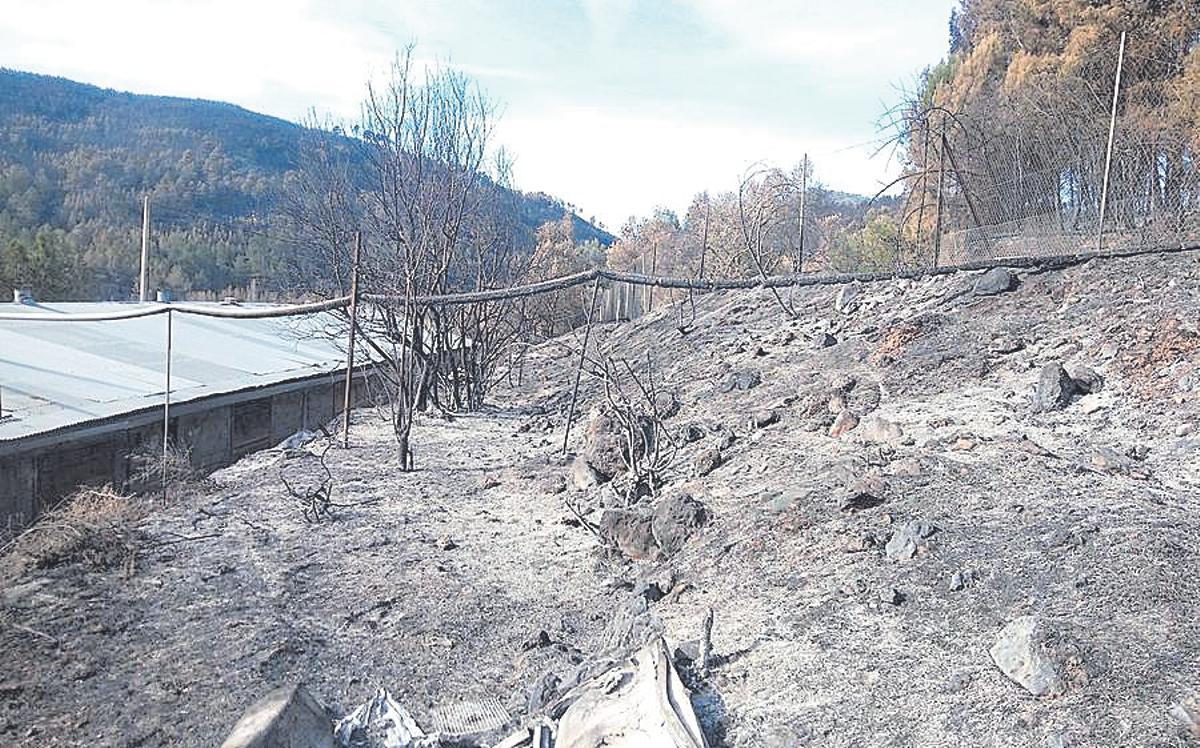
left=0, top=68, right=613, bottom=300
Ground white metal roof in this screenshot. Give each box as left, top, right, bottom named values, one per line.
left=0, top=301, right=346, bottom=444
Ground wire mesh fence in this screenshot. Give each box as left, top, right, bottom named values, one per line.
left=821, top=29, right=1200, bottom=272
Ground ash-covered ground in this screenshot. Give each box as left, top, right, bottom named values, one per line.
left=3, top=251, right=1200, bottom=747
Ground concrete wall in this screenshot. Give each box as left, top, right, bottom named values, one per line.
left=0, top=371, right=369, bottom=531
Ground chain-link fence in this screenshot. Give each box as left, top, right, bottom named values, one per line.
left=801, top=30, right=1199, bottom=272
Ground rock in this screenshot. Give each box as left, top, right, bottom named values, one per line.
left=879, top=587, right=904, bottom=606
left=949, top=569, right=975, bottom=591
left=989, top=335, right=1025, bottom=354
left=950, top=436, right=978, bottom=451
left=1089, top=447, right=1130, bottom=473
left=581, top=410, right=628, bottom=480
left=885, top=520, right=935, bottom=560
left=436, top=535, right=457, bottom=551
left=599, top=511, right=660, bottom=561
left=693, top=447, right=723, bottom=477
left=1168, top=691, right=1200, bottom=736
left=221, top=684, right=334, bottom=748
left=858, top=415, right=904, bottom=444
left=840, top=474, right=888, bottom=512
left=973, top=267, right=1017, bottom=295
left=681, top=423, right=706, bottom=443
left=752, top=409, right=779, bottom=428
left=569, top=456, right=603, bottom=490
left=835, top=283, right=862, bottom=314
left=1035, top=363, right=1078, bottom=412
left=651, top=493, right=708, bottom=556
left=478, top=474, right=501, bottom=490
left=1069, top=365, right=1104, bottom=394
left=989, top=616, right=1072, bottom=697
left=815, top=332, right=838, bottom=348
left=721, top=369, right=762, bottom=392
left=521, top=629, right=553, bottom=651
left=653, top=390, right=680, bottom=418
left=829, top=410, right=859, bottom=438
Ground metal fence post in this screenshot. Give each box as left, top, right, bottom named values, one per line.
left=1098, top=30, right=1127, bottom=254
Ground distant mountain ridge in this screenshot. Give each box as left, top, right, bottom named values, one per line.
left=0, top=68, right=613, bottom=299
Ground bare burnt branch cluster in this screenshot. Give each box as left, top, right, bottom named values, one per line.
left=280, top=47, right=537, bottom=469
left=594, top=353, right=679, bottom=505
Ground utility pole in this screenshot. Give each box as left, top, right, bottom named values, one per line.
left=1098, top=30, right=1127, bottom=253
left=342, top=231, right=362, bottom=448
left=139, top=195, right=151, bottom=302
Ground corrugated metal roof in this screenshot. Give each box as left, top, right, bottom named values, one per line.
left=0, top=301, right=345, bottom=443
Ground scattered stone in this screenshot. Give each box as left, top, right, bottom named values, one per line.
left=835, top=284, right=862, bottom=314
left=989, top=615, right=1085, bottom=697
left=950, top=436, right=978, bottom=452
left=840, top=474, right=888, bottom=512
left=221, top=684, right=335, bottom=748
left=653, top=390, right=680, bottom=418
left=581, top=410, right=629, bottom=480
left=1168, top=691, right=1200, bottom=736
left=989, top=335, right=1025, bottom=354
left=569, top=456, right=603, bottom=490
left=1175, top=423, right=1194, bottom=438
left=885, top=520, right=935, bottom=560
left=1035, top=363, right=1078, bottom=412
left=651, top=493, right=708, bottom=556
left=478, top=474, right=501, bottom=490
left=521, top=629, right=553, bottom=651
left=973, top=267, right=1017, bottom=296
left=693, top=447, right=723, bottom=477
left=721, top=369, right=762, bottom=392
left=887, top=457, right=923, bottom=477
left=949, top=569, right=975, bottom=591
left=599, top=511, right=660, bottom=561
left=815, top=332, right=838, bottom=348
left=1069, top=365, right=1104, bottom=394
left=752, top=409, right=780, bottom=428
left=829, top=410, right=859, bottom=438
left=437, top=535, right=458, bottom=551
left=941, top=671, right=972, bottom=694
left=858, top=416, right=904, bottom=445
left=1089, top=447, right=1130, bottom=474
left=681, top=423, right=706, bottom=443
left=879, top=587, right=904, bottom=606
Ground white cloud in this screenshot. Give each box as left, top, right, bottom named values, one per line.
left=498, top=104, right=900, bottom=231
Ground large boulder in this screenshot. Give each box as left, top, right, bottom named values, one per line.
left=581, top=409, right=647, bottom=481
left=1035, top=363, right=1079, bottom=412
left=651, top=493, right=708, bottom=556
left=221, top=684, right=334, bottom=748
left=857, top=415, right=904, bottom=445
left=599, top=510, right=660, bottom=561
left=989, top=616, right=1093, bottom=697
left=973, top=267, right=1017, bottom=296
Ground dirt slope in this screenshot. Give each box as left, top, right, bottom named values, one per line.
left=3, top=251, right=1200, bottom=747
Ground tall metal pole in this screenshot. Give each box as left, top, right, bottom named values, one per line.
left=1098, top=30, right=1127, bottom=254
left=933, top=119, right=947, bottom=269
left=342, top=231, right=362, bottom=448
left=162, top=308, right=173, bottom=496
left=139, top=195, right=151, bottom=302
left=797, top=153, right=808, bottom=272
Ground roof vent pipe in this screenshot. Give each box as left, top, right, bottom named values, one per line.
left=12, top=288, right=33, bottom=304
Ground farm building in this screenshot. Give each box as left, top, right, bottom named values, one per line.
left=0, top=296, right=367, bottom=530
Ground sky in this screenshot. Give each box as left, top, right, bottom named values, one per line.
left=0, top=0, right=957, bottom=231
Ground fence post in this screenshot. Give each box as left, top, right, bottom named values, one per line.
left=342, top=231, right=362, bottom=448
left=933, top=120, right=947, bottom=268
left=561, top=276, right=602, bottom=454
left=162, top=308, right=172, bottom=496
left=1098, top=30, right=1127, bottom=254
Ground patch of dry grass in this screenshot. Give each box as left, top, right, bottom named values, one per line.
left=2, top=485, right=146, bottom=574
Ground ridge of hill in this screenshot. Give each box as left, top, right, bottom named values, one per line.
left=0, top=68, right=614, bottom=299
